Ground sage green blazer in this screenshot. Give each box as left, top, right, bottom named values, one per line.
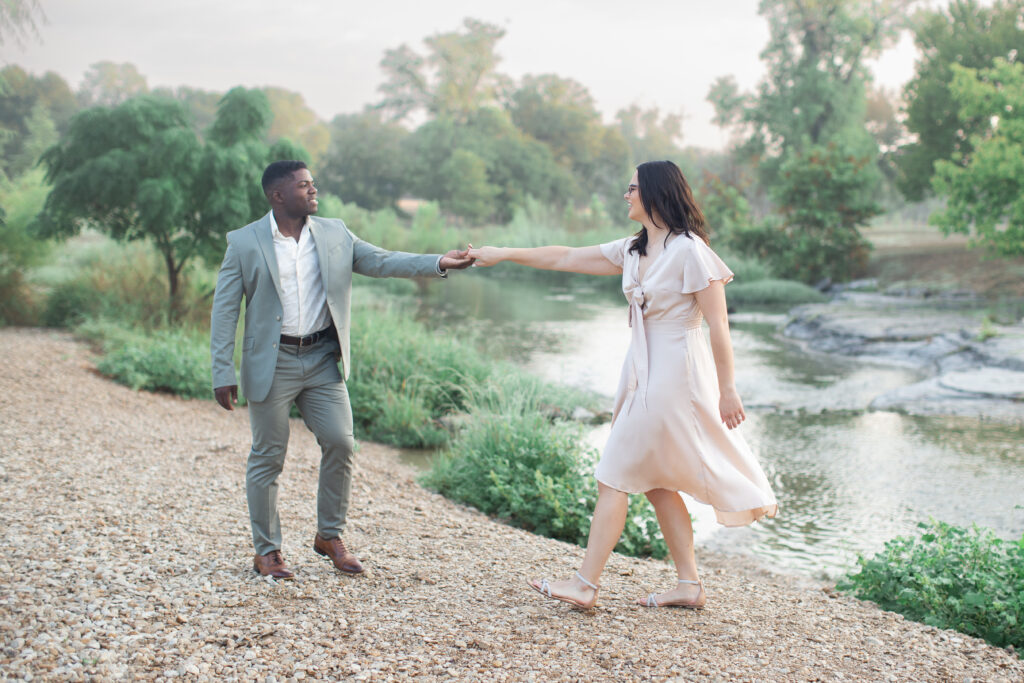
left=210, top=212, right=443, bottom=403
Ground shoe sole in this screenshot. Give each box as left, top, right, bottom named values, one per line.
left=252, top=565, right=294, bottom=580
left=312, top=545, right=365, bottom=574
left=527, top=579, right=596, bottom=610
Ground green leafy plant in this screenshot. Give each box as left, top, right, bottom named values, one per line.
left=839, top=520, right=1024, bottom=653
left=92, top=325, right=211, bottom=399
left=422, top=377, right=669, bottom=559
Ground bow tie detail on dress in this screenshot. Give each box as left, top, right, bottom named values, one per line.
left=626, top=286, right=649, bottom=414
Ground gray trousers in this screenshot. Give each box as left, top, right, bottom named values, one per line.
left=245, top=336, right=355, bottom=555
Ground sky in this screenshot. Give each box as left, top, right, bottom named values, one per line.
left=6, top=0, right=926, bottom=150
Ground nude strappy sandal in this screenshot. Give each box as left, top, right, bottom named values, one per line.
left=639, top=578, right=706, bottom=609
left=529, top=571, right=599, bottom=610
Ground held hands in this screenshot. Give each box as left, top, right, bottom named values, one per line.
left=215, top=385, right=238, bottom=411
left=440, top=246, right=476, bottom=271
left=719, top=386, right=746, bottom=430
left=465, top=246, right=504, bottom=267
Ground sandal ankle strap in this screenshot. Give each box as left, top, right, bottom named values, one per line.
left=575, top=571, right=599, bottom=591
left=677, top=579, right=700, bottom=585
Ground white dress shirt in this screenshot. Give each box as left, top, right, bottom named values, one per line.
left=270, top=212, right=332, bottom=336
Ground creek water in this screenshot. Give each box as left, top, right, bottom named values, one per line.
left=394, top=274, right=1024, bottom=579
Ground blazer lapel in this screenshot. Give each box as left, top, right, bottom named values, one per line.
left=254, top=213, right=285, bottom=303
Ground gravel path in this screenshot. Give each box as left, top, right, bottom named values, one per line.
left=2, top=328, right=1021, bottom=682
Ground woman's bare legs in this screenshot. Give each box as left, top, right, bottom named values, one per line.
left=529, top=482, right=628, bottom=607
left=641, top=488, right=703, bottom=604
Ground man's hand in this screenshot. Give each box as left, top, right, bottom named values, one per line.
left=439, top=246, right=475, bottom=271
left=215, top=385, right=238, bottom=411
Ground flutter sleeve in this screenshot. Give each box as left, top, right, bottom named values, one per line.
left=599, top=237, right=629, bottom=268
left=681, top=238, right=735, bottom=293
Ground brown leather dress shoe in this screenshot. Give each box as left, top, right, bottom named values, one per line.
left=313, top=533, right=364, bottom=574
left=253, top=550, right=294, bottom=580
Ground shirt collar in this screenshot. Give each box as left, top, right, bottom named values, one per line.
left=269, top=211, right=311, bottom=240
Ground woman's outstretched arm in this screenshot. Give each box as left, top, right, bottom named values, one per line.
left=694, top=281, right=746, bottom=430
left=467, top=245, right=621, bottom=275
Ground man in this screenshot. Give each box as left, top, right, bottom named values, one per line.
left=210, top=160, right=473, bottom=579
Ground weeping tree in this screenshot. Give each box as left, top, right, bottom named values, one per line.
left=709, top=0, right=912, bottom=283
left=36, top=87, right=307, bottom=319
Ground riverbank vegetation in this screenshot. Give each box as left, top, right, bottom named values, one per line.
left=840, top=520, right=1024, bottom=654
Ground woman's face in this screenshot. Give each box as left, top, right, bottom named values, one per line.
left=624, top=170, right=645, bottom=223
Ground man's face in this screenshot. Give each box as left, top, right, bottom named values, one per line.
left=278, top=169, right=319, bottom=217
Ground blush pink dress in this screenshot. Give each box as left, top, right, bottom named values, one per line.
left=596, top=234, right=778, bottom=527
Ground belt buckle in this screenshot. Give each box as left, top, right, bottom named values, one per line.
left=299, top=334, right=311, bottom=347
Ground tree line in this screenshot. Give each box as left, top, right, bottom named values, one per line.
left=1, top=0, right=1022, bottom=322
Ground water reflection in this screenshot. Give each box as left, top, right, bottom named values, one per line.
left=405, top=275, right=1024, bottom=578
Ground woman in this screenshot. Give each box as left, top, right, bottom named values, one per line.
left=467, top=160, right=777, bottom=610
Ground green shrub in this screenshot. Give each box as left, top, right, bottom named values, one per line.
left=727, top=278, right=827, bottom=308
left=839, top=520, right=1024, bottom=652
left=92, top=325, right=211, bottom=399
left=422, top=379, right=668, bottom=559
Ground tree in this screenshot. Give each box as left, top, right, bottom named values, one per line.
left=36, top=88, right=306, bottom=317
left=439, top=149, right=498, bottom=223
left=896, top=0, right=1024, bottom=200
left=319, top=110, right=409, bottom=210
left=262, top=87, right=329, bottom=164
left=0, top=0, right=43, bottom=47
left=403, top=108, right=569, bottom=223
left=865, top=85, right=907, bottom=206
left=615, top=105, right=684, bottom=165
left=506, top=74, right=630, bottom=200
left=0, top=65, right=76, bottom=177
left=708, top=0, right=909, bottom=282
left=930, top=59, right=1024, bottom=257
left=377, top=18, right=508, bottom=123
left=77, top=61, right=148, bottom=107
left=152, top=85, right=223, bottom=133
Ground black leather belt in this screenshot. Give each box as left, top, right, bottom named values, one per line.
left=280, top=327, right=333, bottom=347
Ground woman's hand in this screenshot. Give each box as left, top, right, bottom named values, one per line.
left=466, top=246, right=505, bottom=267
left=719, top=386, right=746, bottom=430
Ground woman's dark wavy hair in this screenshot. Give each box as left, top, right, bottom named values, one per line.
left=628, top=160, right=708, bottom=256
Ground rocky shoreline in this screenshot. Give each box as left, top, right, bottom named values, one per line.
left=782, top=285, right=1024, bottom=423
left=2, top=328, right=1023, bottom=681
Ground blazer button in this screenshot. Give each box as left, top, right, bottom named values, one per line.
left=272, top=343, right=277, bottom=348
left=276, top=315, right=281, bottom=321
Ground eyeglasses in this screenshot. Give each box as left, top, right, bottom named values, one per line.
left=625, top=184, right=638, bottom=196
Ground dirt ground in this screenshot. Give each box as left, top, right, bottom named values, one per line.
left=2, top=328, right=1023, bottom=681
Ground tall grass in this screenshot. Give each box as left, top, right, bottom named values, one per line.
left=348, top=301, right=599, bottom=448
left=35, top=232, right=216, bottom=330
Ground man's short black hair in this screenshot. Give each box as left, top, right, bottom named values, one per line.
left=261, top=160, right=308, bottom=195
